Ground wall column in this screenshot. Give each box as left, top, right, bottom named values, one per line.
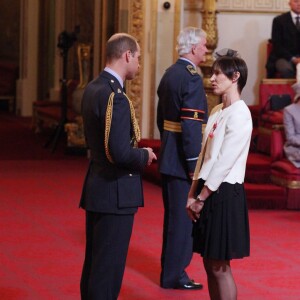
left=16, top=0, right=39, bottom=116
left=93, top=0, right=101, bottom=78
left=49, top=0, right=66, bottom=101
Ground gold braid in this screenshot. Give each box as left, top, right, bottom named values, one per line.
left=104, top=92, right=141, bottom=164
left=104, top=92, right=114, bottom=163
left=123, top=92, right=141, bottom=146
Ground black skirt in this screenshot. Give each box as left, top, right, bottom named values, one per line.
left=193, top=180, right=250, bottom=260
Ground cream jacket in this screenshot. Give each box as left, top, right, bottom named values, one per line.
left=193, top=100, right=252, bottom=192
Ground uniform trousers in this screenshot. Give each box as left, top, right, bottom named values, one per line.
left=80, top=211, right=134, bottom=300
left=160, top=174, right=193, bottom=288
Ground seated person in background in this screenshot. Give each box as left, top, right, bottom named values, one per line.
left=283, top=83, right=300, bottom=168
left=266, top=0, right=300, bottom=78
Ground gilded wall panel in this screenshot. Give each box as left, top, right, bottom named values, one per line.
left=127, top=0, right=144, bottom=123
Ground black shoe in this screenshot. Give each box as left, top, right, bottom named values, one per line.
left=175, top=280, right=203, bottom=290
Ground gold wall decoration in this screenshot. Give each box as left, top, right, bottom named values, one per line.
left=201, top=0, right=217, bottom=65
left=126, top=0, right=144, bottom=123
left=77, top=43, right=92, bottom=89
left=72, top=43, right=92, bottom=114
left=184, top=0, right=221, bottom=113
left=200, top=0, right=221, bottom=114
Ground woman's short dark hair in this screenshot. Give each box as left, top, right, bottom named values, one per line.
left=106, top=33, right=138, bottom=62
left=212, top=56, right=248, bottom=93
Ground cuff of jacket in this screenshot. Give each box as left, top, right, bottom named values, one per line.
left=187, top=159, right=197, bottom=177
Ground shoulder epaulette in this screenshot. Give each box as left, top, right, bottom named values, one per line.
left=109, top=79, right=124, bottom=94
left=186, top=65, right=197, bottom=75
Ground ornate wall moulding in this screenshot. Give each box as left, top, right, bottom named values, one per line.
left=184, top=0, right=290, bottom=13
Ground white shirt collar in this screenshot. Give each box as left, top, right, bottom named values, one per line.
left=104, top=67, right=124, bottom=88
left=291, top=11, right=300, bottom=24
left=179, top=57, right=197, bottom=70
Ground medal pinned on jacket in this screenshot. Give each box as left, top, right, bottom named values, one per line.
left=209, top=122, right=217, bottom=138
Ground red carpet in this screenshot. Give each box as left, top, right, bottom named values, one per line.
left=1, top=112, right=300, bottom=299
left=0, top=112, right=82, bottom=160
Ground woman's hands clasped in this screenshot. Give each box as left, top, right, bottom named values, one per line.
left=186, top=196, right=204, bottom=222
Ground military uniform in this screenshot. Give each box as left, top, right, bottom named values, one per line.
left=80, top=70, right=149, bottom=300
left=157, top=58, right=208, bottom=288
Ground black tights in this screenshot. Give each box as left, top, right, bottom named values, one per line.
left=203, top=258, right=237, bottom=300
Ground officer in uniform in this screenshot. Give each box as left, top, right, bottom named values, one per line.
left=79, top=33, right=156, bottom=300
left=157, top=27, right=208, bottom=289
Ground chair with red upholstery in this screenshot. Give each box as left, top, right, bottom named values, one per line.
left=259, top=79, right=295, bottom=125
left=248, top=40, right=275, bottom=126
left=246, top=126, right=274, bottom=185
left=254, top=39, right=294, bottom=129
left=270, top=129, right=300, bottom=209
left=255, top=78, right=296, bottom=152
left=249, top=80, right=294, bottom=134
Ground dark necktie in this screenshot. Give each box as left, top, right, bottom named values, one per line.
left=296, top=16, right=300, bottom=31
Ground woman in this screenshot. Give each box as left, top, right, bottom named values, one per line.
left=186, top=49, right=252, bottom=300
left=283, top=83, right=300, bottom=168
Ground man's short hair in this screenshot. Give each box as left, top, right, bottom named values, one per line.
left=106, top=33, right=138, bottom=61
left=176, top=27, right=207, bottom=56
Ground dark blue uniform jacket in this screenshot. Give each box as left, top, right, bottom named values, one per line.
left=80, top=71, right=148, bottom=214
left=157, top=59, right=208, bottom=180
